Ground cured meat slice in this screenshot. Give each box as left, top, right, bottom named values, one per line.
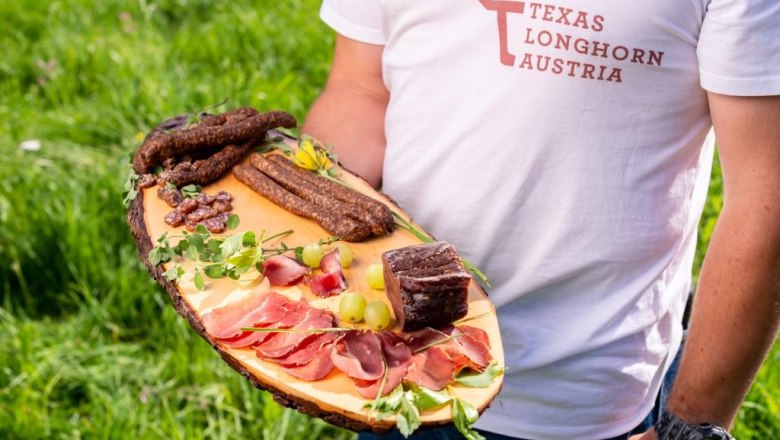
left=444, top=326, right=491, bottom=372
left=305, top=248, right=348, bottom=297
left=319, top=248, right=342, bottom=274
left=222, top=297, right=308, bottom=348
left=201, top=280, right=271, bottom=339
left=275, top=331, right=342, bottom=367
left=382, top=242, right=471, bottom=331
left=401, top=327, right=451, bottom=353
left=306, top=272, right=347, bottom=297
left=262, top=255, right=310, bottom=287
left=402, top=325, right=492, bottom=375
left=275, top=298, right=310, bottom=327
left=282, top=342, right=337, bottom=381
left=331, top=330, right=384, bottom=381
left=256, top=308, right=335, bottom=359
left=355, top=332, right=413, bottom=399
left=404, top=346, right=455, bottom=391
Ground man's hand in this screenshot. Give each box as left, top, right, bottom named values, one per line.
left=664, top=93, right=780, bottom=427
left=303, top=35, right=389, bottom=188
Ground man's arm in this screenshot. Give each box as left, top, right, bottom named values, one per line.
left=637, top=93, right=780, bottom=438
left=303, top=35, right=389, bottom=188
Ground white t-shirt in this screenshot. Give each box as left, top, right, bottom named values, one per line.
left=319, top=1, right=780, bottom=438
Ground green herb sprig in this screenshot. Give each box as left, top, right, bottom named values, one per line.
left=122, top=152, right=140, bottom=207
left=364, top=384, right=452, bottom=438
left=166, top=181, right=201, bottom=198
left=147, top=215, right=339, bottom=290
left=449, top=390, right=484, bottom=440
left=362, top=361, right=503, bottom=438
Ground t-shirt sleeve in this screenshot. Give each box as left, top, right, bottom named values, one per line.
left=320, top=0, right=385, bottom=45
left=697, top=0, right=780, bottom=96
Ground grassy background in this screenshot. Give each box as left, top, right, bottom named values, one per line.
left=0, top=0, right=776, bottom=438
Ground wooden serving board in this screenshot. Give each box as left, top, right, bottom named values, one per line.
left=127, top=146, right=504, bottom=433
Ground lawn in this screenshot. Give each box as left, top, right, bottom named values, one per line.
left=0, top=1, right=777, bottom=439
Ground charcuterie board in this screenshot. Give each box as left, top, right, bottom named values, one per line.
left=127, top=132, right=504, bottom=433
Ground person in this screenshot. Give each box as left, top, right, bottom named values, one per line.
left=302, top=1, right=780, bottom=439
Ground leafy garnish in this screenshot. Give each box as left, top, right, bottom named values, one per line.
left=396, top=393, right=421, bottom=437
left=451, top=396, right=484, bottom=440
left=362, top=370, right=500, bottom=438
left=227, top=213, right=240, bottom=230
left=364, top=383, right=452, bottom=438
left=261, top=137, right=293, bottom=155
left=180, top=184, right=201, bottom=198
left=406, top=383, right=451, bottom=411
left=193, top=270, right=205, bottom=290
left=455, top=361, right=504, bottom=388
left=163, top=264, right=184, bottom=282
left=372, top=385, right=404, bottom=420
left=122, top=167, right=139, bottom=208
left=147, top=215, right=327, bottom=290
left=148, top=232, right=175, bottom=265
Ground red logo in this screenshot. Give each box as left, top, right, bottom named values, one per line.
left=479, top=0, right=526, bottom=66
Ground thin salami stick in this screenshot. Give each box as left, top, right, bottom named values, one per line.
left=233, top=164, right=373, bottom=242
left=199, top=107, right=259, bottom=127
left=250, top=154, right=388, bottom=236
left=266, top=154, right=395, bottom=233
left=134, top=110, right=296, bottom=173
left=160, top=141, right=255, bottom=187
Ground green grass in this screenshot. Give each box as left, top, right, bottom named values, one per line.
left=0, top=1, right=777, bottom=438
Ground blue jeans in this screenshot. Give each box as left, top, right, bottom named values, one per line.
left=358, top=340, right=684, bottom=440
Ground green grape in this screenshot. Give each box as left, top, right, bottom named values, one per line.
left=336, top=243, right=353, bottom=268
left=364, top=301, right=392, bottom=331
left=366, top=263, right=385, bottom=289
left=301, top=243, right=323, bottom=268
left=339, top=292, right=367, bottom=323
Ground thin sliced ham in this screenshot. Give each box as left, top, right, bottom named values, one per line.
left=404, top=346, right=455, bottom=391
left=262, top=255, right=310, bottom=286
left=306, top=271, right=347, bottom=297
left=201, top=279, right=271, bottom=339
left=320, top=248, right=342, bottom=274
left=401, top=325, right=492, bottom=376
left=304, top=248, right=347, bottom=297
left=256, top=308, right=336, bottom=359
left=355, top=332, right=413, bottom=399
left=457, top=325, right=491, bottom=349
left=331, top=330, right=384, bottom=381
left=445, top=325, right=491, bottom=371
left=216, top=292, right=290, bottom=346
left=275, top=331, right=342, bottom=367
left=282, top=342, right=337, bottom=381
left=222, top=297, right=307, bottom=348
left=402, top=327, right=451, bottom=353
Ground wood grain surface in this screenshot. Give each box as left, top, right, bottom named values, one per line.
left=127, top=146, right=504, bottom=433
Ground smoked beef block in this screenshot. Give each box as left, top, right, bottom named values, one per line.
left=382, top=242, right=471, bottom=331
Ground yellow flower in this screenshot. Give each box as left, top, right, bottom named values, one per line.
left=293, top=139, right=332, bottom=173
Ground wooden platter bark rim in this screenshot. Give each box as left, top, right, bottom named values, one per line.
left=126, top=158, right=504, bottom=434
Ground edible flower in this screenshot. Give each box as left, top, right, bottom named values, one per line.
left=292, top=137, right=336, bottom=178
